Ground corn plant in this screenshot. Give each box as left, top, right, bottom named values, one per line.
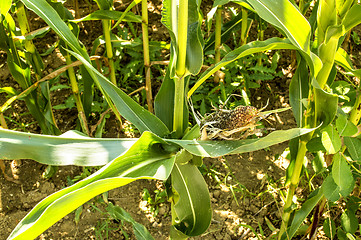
left=0, top=1, right=59, bottom=135
left=190, top=0, right=361, bottom=238
left=0, top=0, right=345, bottom=239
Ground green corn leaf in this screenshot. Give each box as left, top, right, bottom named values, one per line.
left=0, top=129, right=137, bottom=166
left=171, top=162, right=211, bottom=236
left=7, top=131, right=176, bottom=240
left=246, top=0, right=311, bottom=53
left=204, top=10, right=246, bottom=53
left=289, top=57, right=309, bottom=127
left=321, top=125, right=341, bottom=154
left=335, top=48, right=361, bottom=79
left=167, top=127, right=315, bottom=157
left=342, top=4, right=361, bottom=33
left=79, top=65, right=94, bottom=118
left=0, top=0, right=12, bottom=17
left=93, top=0, right=112, bottom=10
left=112, top=0, right=142, bottom=29
left=67, top=49, right=170, bottom=136
left=70, top=10, right=142, bottom=23
left=154, top=69, right=174, bottom=131
left=284, top=189, right=323, bottom=240
left=344, top=137, right=361, bottom=162
left=214, top=0, right=254, bottom=11
left=313, top=78, right=338, bottom=128
left=24, top=26, right=51, bottom=41
left=20, top=0, right=88, bottom=59
left=0, top=18, right=59, bottom=135
left=21, top=0, right=169, bottom=136
left=188, top=38, right=322, bottom=98
left=0, top=87, right=19, bottom=97
left=1, top=126, right=316, bottom=165
left=332, top=153, right=354, bottom=197
left=161, top=0, right=203, bottom=77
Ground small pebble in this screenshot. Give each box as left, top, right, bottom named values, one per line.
left=213, top=190, right=221, bottom=199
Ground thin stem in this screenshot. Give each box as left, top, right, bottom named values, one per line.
left=73, top=0, right=80, bottom=19
left=65, top=54, right=90, bottom=136
left=17, top=3, right=42, bottom=78
left=142, top=0, right=153, bottom=113
left=279, top=140, right=308, bottom=239
left=214, top=7, right=222, bottom=83
left=257, top=18, right=264, bottom=66
left=102, top=20, right=117, bottom=85
left=240, top=7, right=248, bottom=46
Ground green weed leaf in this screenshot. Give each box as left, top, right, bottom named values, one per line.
left=106, top=203, right=154, bottom=240
left=332, top=154, right=354, bottom=196
left=336, top=114, right=358, bottom=137
left=322, top=175, right=341, bottom=202
left=341, top=210, right=359, bottom=234
left=322, top=164, right=354, bottom=203
left=321, top=125, right=341, bottom=154
left=344, top=137, right=361, bottom=162
left=323, top=218, right=336, bottom=239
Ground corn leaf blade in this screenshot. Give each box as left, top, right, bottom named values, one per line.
left=0, top=129, right=137, bottom=166
left=188, top=38, right=321, bottom=98
left=7, top=131, right=176, bottom=240
left=21, top=0, right=170, bottom=137
left=246, top=0, right=311, bottom=53
left=285, top=189, right=324, bottom=239
left=171, top=163, right=211, bottom=236
left=67, top=49, right=170, bottom=136
left=70, top=9, right=142, bottom=23
left=167, top=127, right=315, bottom=157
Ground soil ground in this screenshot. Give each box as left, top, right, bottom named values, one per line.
left=1, top=1, right=361, bottom=240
